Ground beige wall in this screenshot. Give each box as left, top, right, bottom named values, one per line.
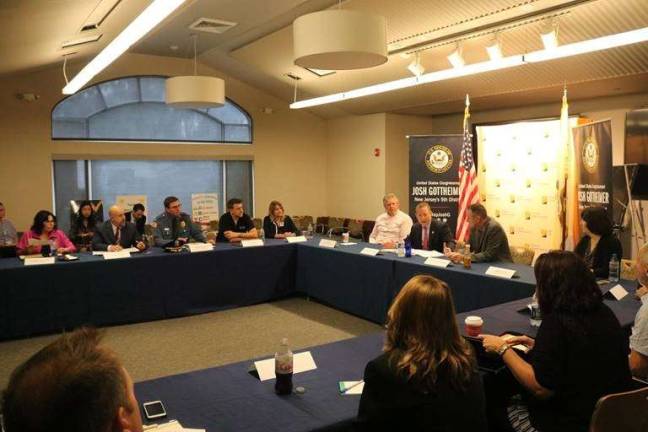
left=0, top=53, right=328, bottom=230
left=326, top=114, right=386, bottom=220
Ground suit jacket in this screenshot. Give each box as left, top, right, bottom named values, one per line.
left=574, top=233, right=622, bottom=278
left=468, top=217, right=512, bottom=263
left=125, top=212, right=146, bottom=235
left=354, top=352, right=487, bottom=432
left=406, top=220, right=454, bottom=252
left=92, top=221, right=142, bottom=251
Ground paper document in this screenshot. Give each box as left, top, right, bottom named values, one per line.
left=123, top=247, right=141, bottom=253
left=338, top=242, right=358, bottom=246
left=103, top=250, right=131, bottom=260
left=608, top=284, right=629, bottom=300
left=241, top=239, right=264, bottom=248
left=319, top=239, right=337, bottom=248
left=485, top=266, right=516, bottom=279
left=286, top=236, right=307, bottom=243
left=339, top=380, right=364, bottom=395
left=254, top=351, right=317, bottom=381
left=424, top=257, right=451, bottom=268
left=143, top=420, right=204, bottom=432
left=186, top=243, right=213, bottom=253
left=24, top=257, right=55, bottom=266
left=360, top=247, right=380, bottom=256
left=412, top=249, right=444, bottom=258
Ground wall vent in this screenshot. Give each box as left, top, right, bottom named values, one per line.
left=188, top=18, right=238, bottom=34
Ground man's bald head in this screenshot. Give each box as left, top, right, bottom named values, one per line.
left=109, top=206, right=125, bottom=227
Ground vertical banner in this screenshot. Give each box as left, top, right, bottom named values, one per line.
left=409, top=135, right=463, bottom=233
left=191, top=193, right=219, bottom=226
left=572, top=120, right=613, bottom=216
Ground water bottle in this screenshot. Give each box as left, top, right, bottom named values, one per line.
left=306, top=223, right=314, bottom=239
left=609, top=254, right=620, bottom=282
left=275, top=338, right=293, bottom=395
left=259, top=228, right=265, bottom=240
left=404, top=239, right=412, bottom=258
left=397, top=241, right=405, bottom=257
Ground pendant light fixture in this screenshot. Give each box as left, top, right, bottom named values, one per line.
left=292, top=2, right=387, bottom=70
left=165, top=34, right=225, bottom=108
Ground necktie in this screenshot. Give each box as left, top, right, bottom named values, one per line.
left=115, top=226, right=121, bottom=245
left=422, top=225, right=429, bottom=250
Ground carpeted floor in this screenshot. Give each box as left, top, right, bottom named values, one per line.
left=0, top=297, right=383, bottom=389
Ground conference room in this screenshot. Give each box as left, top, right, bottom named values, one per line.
left=1, top=0, right=648, bottom=431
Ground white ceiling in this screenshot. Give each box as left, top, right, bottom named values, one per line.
left=2, top=0, right=648, bottom=118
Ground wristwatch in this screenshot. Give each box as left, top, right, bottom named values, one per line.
left=496, top=343, right=510, bottom=356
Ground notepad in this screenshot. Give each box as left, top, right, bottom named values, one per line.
left=254, top=351, right=317, bottom=381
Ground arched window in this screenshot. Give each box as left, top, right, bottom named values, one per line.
left=52, top=76, right=252, bottom=143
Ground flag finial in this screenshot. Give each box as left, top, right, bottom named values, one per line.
left=465, top=94, right=470, bottom=107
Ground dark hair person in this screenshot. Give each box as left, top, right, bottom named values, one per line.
left=354, top=275, right=487, bottom=431
left=263, top=200, right=300, bottom=239
left=574, top=206, right=622, bottom=278
left=481, top=251, right=631, bottom=432
left=17, top=210, right=75, bottom=255
left=2, top=327, right=143, bottom=432
left=69, top=200, right=97, bottom=251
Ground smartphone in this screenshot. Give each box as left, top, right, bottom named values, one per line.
left=142, top=401, right=167, bottom=420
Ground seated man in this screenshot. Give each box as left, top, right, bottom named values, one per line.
left=0, top=201, right=18, bottom=258
left=153, top=196, right=210, bottom=247
left=630, top=243, right=648, bottom=378
left=407, top=202, right=454, bottom=252
left=447, top=203, right=512, bottom=263
left=369, top=193, right=413, bottom=249
left=92, top=205, right=146, bottom=252
left=1, top=327, right=144, bottom=432
left=125, top=203, right=147, bottom=236
left=216, top=198, right=258, bottom=243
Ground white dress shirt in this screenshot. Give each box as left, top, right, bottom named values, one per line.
left=369, top=210, right=413, bottom=244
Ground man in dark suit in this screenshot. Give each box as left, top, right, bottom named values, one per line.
left=92, top=205, right=146, bottom=252
left=447, top=203, right=512, bottom=263
left=125, top=203, right=146, bottom=236
left=407, top=202, right=454, bottom=252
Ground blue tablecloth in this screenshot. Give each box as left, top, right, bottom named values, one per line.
left=135, top=332, right=385, bottom=432
left=455, top=279, right=640, bottom=338
left=0, top=240, right=295, bottom=340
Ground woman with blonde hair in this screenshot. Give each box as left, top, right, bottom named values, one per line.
left=263, top=200, right=299, bottom=239
left=355, top=275, right=487, bottom=431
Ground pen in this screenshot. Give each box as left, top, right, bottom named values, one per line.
left=341, top=380, right=364, bottom=394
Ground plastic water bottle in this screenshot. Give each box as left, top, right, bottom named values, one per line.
left=259, top=228, right=265, bottom=240
left=397, top=241, right=405, bottom=257
left=404, top=239, right=412, bottom=258
left=609, top=254, right=620, bottom=282
left=306, top=223, right=314, bottom=239
left=275, top=338, right=293, bottom=395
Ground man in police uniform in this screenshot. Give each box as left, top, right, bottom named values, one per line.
left=153, top=196, right=212, bottom=247
left=216, top=198, right=258, bottom=243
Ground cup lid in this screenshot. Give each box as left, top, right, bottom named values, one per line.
left=465, top=315, right=483, bottom=325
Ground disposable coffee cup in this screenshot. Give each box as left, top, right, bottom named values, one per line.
left=465, top=316, right=483, bottom=337
left=342, top=232, right=350, bottom=243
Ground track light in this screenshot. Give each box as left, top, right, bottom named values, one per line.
left=540, top=20, right=559, bottom=50
left=447, top=44, right=465, bottom=68
left=486, top=35, right=503, bottom=60
left=407, top=52, right=425, bottom=76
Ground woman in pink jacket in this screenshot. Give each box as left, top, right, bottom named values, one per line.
left=17, top=210, right=76, bottom=255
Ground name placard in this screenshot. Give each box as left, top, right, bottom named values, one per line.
left=608, top=284, right=629, bottom=300
left=24, top=257, right=56, bottom=266
left=424, top=257, right=451, bottom=268
left=360, top=247, right=380, bottom=256
left=187, top=243, right=213, bottom=253
left=103, top=251, right=131, bottom=260
left=286, top=236, right=307, bottom=243
left=241, top=239, right=264, bottom=248
left=485, top=266, right=516, bottom=279
left=319, top=239, right=337, bottom=248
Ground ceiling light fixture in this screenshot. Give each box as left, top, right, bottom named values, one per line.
left=62, top=0, right=187, bottom=94
left=290, top=26, right=648, bottom=110
left=486, top=34, right=503, bottom=60
left=407, top=52, right=425, bottom=76
left=540, top=20, right=559, bottom=50
left=165, top=35, right=225, bottom=108
left=292, top=7, right=387, bottom=70
left=447, top=43, right=465, bottom=68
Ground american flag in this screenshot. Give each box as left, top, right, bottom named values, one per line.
left=456, top=95, right=480, bottom=241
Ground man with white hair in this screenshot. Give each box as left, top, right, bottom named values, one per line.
left=92, top=205, right=146, bottom=252
left=629, top=242, right=648, bottom=377
left=369, top=193, right=413, bottom=249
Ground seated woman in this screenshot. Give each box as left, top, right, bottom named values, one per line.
left=69, top=200, right=97, bottom=252
left=481, top=251, right=632, bottom=432
left=263, top=200, right=300, bottom=239
left=17, top=210, right=76, bottom=255
left=574, top=206, right=622, bottom=278
left=354, top=274, right=487, bottom=431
